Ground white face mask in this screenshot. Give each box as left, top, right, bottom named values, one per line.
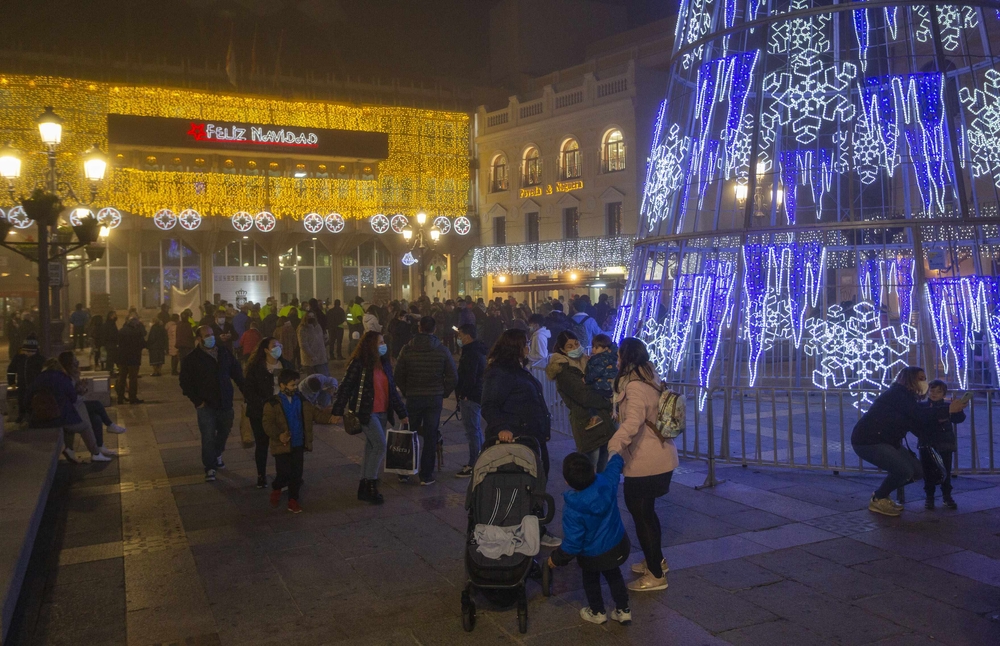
left=916, top=379, right=929, bottom=396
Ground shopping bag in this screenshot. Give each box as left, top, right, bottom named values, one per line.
left=238, top=404, right=255, bottom=449
left=384, top=424, right=421, bottom=475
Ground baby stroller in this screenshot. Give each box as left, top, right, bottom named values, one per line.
left=461, top=436, right=555, bottom=634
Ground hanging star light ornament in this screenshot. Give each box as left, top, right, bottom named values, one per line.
left=6, top=206, right=32, bottom=229
left=325, top=212, right=345, bottom=233
left=97, top=207, right=122, bottom=229
left=178, top=209, right=202, bottom=231
left=232, top=211, right=253, bottom=232
left=433, top=216, right=452, bottom=235
left=254, top=211, right=276, bottom=232
left=454, top=216, right=472, bottom=235
left=303, top=212, right=324, bottom=234
left=153, top=208, right=177, bottom=231
left=402, top=252, right=418, bottom=267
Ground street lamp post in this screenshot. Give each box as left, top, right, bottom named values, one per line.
left=401, top=211, right=442, bottom=298
left=0, top=107, right=108, bottom=356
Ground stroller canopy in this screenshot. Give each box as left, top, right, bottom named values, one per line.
left=471, top=443, right=538, bottom=491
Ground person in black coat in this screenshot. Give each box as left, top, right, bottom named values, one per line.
left=180, top=325, right=246, bottom=481
left=544, top=302, right=572, bottom=352
left=922, top=380, right=966, bottom=509
left=851, top=366, right=968, bottom=517
left=116, top=316, right=146, bottom=404
left=147, top=319, right=168, bottom=376
left=243, top=336, right=293, bottom=488
left=327, top=299, right=347, bottom=360
left=454, top=324, right=486, bottom=476
left=101, top=312, right=120, bottom=376
left=7, top=335, right=44, bottom=423
left=389, top=310, right=415, bottom=360
left=331, top=331, right=408, bottom=504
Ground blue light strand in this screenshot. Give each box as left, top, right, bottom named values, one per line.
left=925, top=276, right=1000, bottom=389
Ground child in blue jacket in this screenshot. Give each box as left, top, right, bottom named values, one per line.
left=548, top=451, right=631, bottom=626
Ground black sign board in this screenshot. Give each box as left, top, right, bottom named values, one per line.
left=107, top=114, right=389, bottom=160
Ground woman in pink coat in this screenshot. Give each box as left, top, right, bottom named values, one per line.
left=607, top=337, right=678, bottom=592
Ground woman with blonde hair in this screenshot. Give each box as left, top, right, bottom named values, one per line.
left=851, top=366, right=968, bottom=517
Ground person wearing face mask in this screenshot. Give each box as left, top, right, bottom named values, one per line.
left=263, top=369, right=333, bottom=513
left=116, top=315, right=147, bottom=405
left=331, top=331, right=408, bottom=504
left=180, top=325, right=246, bottom=482
left=297, top=312, right=329, bottom=377
left=546, top=331, right=615, bottom=473
left=212, top=311, right=238, bottom=356
left=851, top=366, right=968, bottom=517
left=244, top=337, right=293, bottom=488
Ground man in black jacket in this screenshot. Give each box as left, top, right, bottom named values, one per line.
left=454, top=324, right=486, bottom=478
left=327, top=299, right=346, bottom=359
left=180, top=325, right=246, bottom=482
left=544, top=301, right=572, bottom=352
left=116, top=315, right=146, bottom=404
left=394, top=316, right=457, bottom=485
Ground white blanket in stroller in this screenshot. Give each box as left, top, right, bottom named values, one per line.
left=473, top=515, right=540, bottom=559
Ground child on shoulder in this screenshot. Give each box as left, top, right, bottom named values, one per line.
left=584, top=334, right=618, bottom=430
left=922, top=380, right=965, bottom=509
left=548, top=451, right=631, bottom=626
left=262, top=368, right=332, bottom=514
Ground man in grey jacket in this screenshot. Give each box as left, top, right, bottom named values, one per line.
left=394, top=316, right=457, bottom=485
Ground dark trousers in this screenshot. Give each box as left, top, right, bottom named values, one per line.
left=923, top=449, right=954, bottom=497
left=624, top=488, right=666, bottom=579
left=73, top=325, right=86, bottom=350
left=853, top=443, right=923, bottom=499
left=407, top=395, right=443, bottom=481
left=196, top=406, right=234, bottom=471
left=250, top=413, right=268, bottom=478
left=582, top=567, right=629, bottom=614
left=330, top=327, right=344, bottom=358
left=116, top=364, right=139, bottom=402
left=170, top=355, right=179, bottom=375
left=273, top=447, right=305, bottom=501
left=86, top=399, right=113, bottom=447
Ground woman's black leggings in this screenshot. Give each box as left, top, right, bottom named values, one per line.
left=250, top=414, right=268, bottom=478
left=624, top=492, right=664, bottom=578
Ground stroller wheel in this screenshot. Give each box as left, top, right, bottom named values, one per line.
left=517, top=589, right=528, bottom=634
left=541, top=561, right=552, bottom=597
left=461, top=590, right=476, bottom=632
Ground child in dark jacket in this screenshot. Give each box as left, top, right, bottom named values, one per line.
left=922, top=380, right=965, bottom=509
left=548, top=451, right=631, bottom=626
left=583, top=335, right=618, bottom=430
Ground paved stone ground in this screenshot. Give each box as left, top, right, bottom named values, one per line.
left=6, top=357, right=1000, bottom=645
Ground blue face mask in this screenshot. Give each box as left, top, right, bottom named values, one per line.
left=269, top=344, right=282, bottom=359
left=456, top=338, right=464, bottom=348
left=567, top=347, right=584, bottom=359
left=203, top=336, right=216, bottom=349
left=378, top=343, right=388, bottom=356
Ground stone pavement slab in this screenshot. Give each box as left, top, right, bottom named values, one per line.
left=4, top=356, right=1000, bottom=646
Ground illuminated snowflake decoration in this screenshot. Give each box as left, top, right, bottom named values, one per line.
left=6, top=206, right=31, bottom=229
left=960, top=68, right=1000, bottom=189
left=97, top=207, right=122, bottom=229
left=433, top=216, right=452, bottom=235
left=370, top=214, right=390, bottom=234
left=642, top=123, right=690, bottom=232
left=303, top=212, right=324, bottom=234
left=68, top=208, right=94, bottom=227
left=677, top=0, right=714, bottom=69
left=769, top=0, right=830, bottom=68
left=390, top=214, right=409, bottom=234
left=254, top=211, right=276, bottom=232
left=402, top=252, right=418, bottom=266
left=153, top=208, right=177, bottom=231
left=454, top=216, right=472, bottom=235
left=232, top=211, right=253, bottom=232
left=914, top=5, right=977, bottom=52
left=763, top=59, right=856, bottom=146
left=325, top=212, right=345, bottom=233
left=178, top=209, right=202, bottom=231
left=805, top=301, right=917, bottom=411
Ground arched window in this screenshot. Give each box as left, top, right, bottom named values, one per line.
left=490, top=154, right=509, bottom=192
left=560, top=138, right=581, bottom=180
left=522, top=147, right=542, bottom=186
left=602, top=129, right=626, bottom=173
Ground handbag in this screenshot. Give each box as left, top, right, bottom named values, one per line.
left=919, top=445, right=946, bottom=486
left=343, top=369, right=366, bottom=435
left=238, top=403, right=254, bottom=448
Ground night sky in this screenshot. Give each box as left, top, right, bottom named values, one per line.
left=0, top=0, right=676, bottom=85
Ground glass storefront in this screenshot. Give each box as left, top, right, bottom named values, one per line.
left=139, top=239, right=200, bottom=307
left=87, top=242, right=129, bottom=310
left=279, top=240, right=332, bottom=303
left=342, top=239, right=392, bottom=303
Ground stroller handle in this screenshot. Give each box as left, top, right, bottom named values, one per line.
left=484, top=434, right=542, bottom=454
left=533, top=492, right=556, bottom=526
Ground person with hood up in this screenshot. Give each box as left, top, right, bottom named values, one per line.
left=297, top=311, right=329, bottom=376
left=527, top=314, right=551, bottom=367
left=546, top=331, right=615, bottom=472
left=453, top=323, right=486, bottom=478
left=394, top=316, right=457, bottom=485
left=548, top=451, right=631, bottom=627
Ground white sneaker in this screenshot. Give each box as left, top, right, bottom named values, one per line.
left=108, top=423, right=127, bottom=434
left=540, top=534, right=563, bottom=548
left=631, top=558, right=669, bottom=575
left=99, top=446, right=118, bottom=457
left=62, top=448, right=81, bottom=464
left=579, top=607, right=607, bottom=625
left=610, top=608, right=632, bottom=625
left=91, top=452, right=113, bottom=462
left=627, top=571, right=668, bottom=592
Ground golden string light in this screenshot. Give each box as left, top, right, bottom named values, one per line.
left=0, top=74, right=469, bottom=220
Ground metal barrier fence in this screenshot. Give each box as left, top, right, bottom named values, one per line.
left=530, top=364, right=571, bottom=436
left=666, top=384, right=1000, bottom=485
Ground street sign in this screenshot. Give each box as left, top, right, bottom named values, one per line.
left=48, top=261, right=62, bottom=286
